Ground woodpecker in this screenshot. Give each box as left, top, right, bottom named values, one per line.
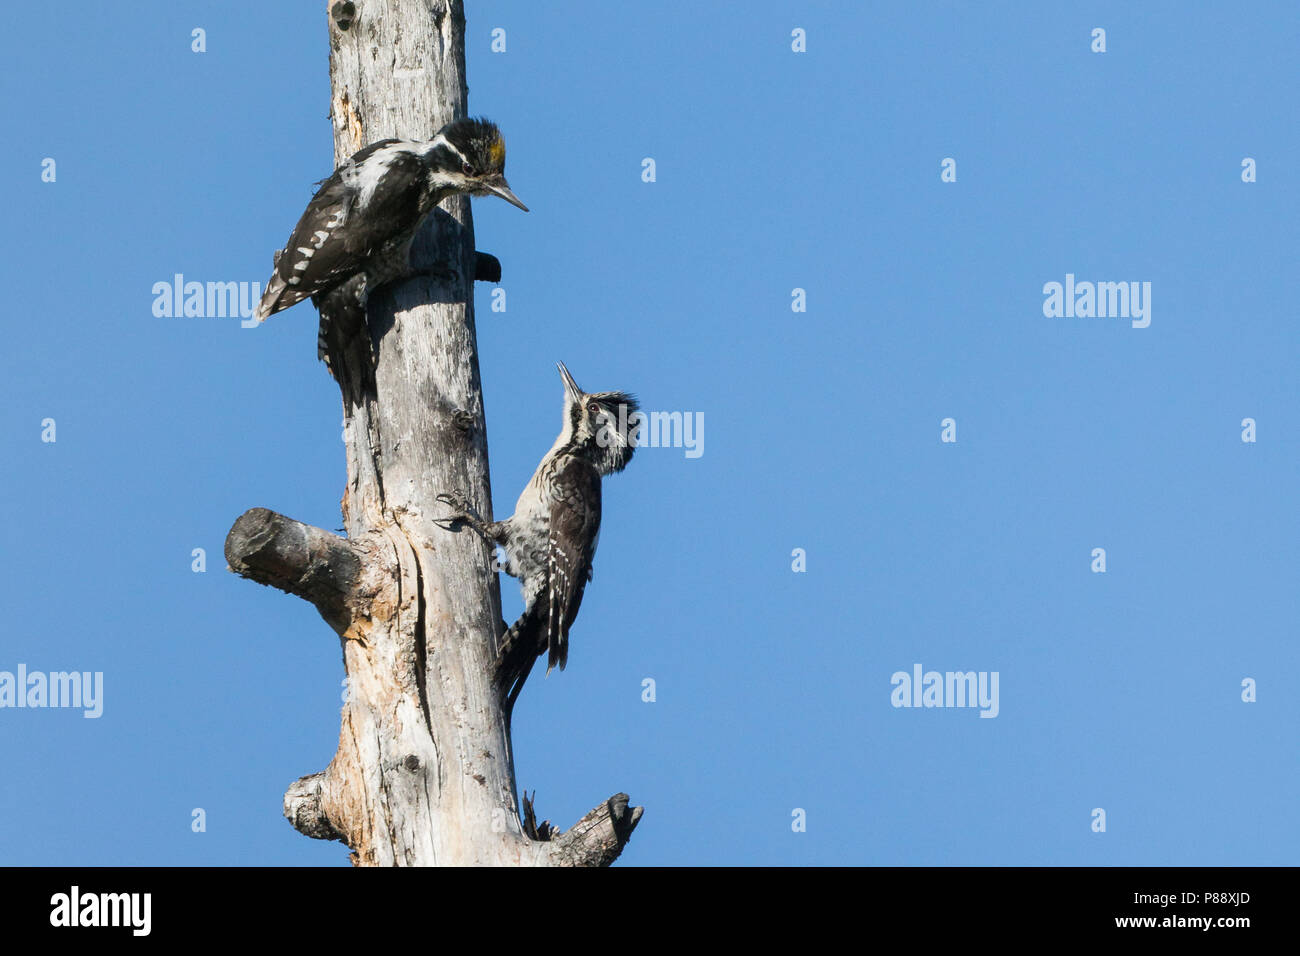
left=252, top=116, right=528, bottom=368
left=437, top=362, right=638, bottom=675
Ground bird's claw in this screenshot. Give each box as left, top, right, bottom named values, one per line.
left=436, top=491, right=474, bottom=523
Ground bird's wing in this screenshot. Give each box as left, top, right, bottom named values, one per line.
left=255, top=139, right=427, bottom=321
left=545, top=456, right=602, bottom=672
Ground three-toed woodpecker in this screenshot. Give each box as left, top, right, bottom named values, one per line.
left=252, top=117, right=527, bottom=366
left=438, top=363, right=638, bottom=674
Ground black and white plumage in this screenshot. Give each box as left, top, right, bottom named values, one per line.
left=252, top=117, right=527, bottom=368
left=438, top=362, right=638, bottom=675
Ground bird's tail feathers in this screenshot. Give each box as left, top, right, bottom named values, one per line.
left=546, top=624, right=568, bottom=675
left=315, top=273, right=371, bottom=385
left=253, top=273, right=287, bottom=323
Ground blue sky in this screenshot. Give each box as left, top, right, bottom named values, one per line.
left=3, top=1, right=1297, bottom=865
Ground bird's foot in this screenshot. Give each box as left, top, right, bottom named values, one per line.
left=435, top=491, right=480, bottom=527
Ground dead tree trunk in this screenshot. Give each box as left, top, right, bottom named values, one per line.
left=224, top=0, right=641, bottom=866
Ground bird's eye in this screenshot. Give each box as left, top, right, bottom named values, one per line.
left=588, top=402, right=600, bottom=414
left=462, top=162, right=476, bottom=176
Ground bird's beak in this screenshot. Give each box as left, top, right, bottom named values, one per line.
left=557, top=361, right=583, bottom=401
left=485, top=175, right=529, bottom=211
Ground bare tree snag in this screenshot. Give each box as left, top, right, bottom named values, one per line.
left=225, top=0, right=641, bottom=866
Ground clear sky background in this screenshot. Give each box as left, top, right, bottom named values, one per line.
left=3, top=2, right=1297, bottom=866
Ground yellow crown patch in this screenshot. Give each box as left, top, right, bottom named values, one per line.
left=488, top=136, right=506, bottom=170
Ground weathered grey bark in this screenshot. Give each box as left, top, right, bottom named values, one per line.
left=224, top=0, right=641, bottom=866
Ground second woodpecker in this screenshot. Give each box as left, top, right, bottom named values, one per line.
left=437, top=363, right=639, bottom=675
